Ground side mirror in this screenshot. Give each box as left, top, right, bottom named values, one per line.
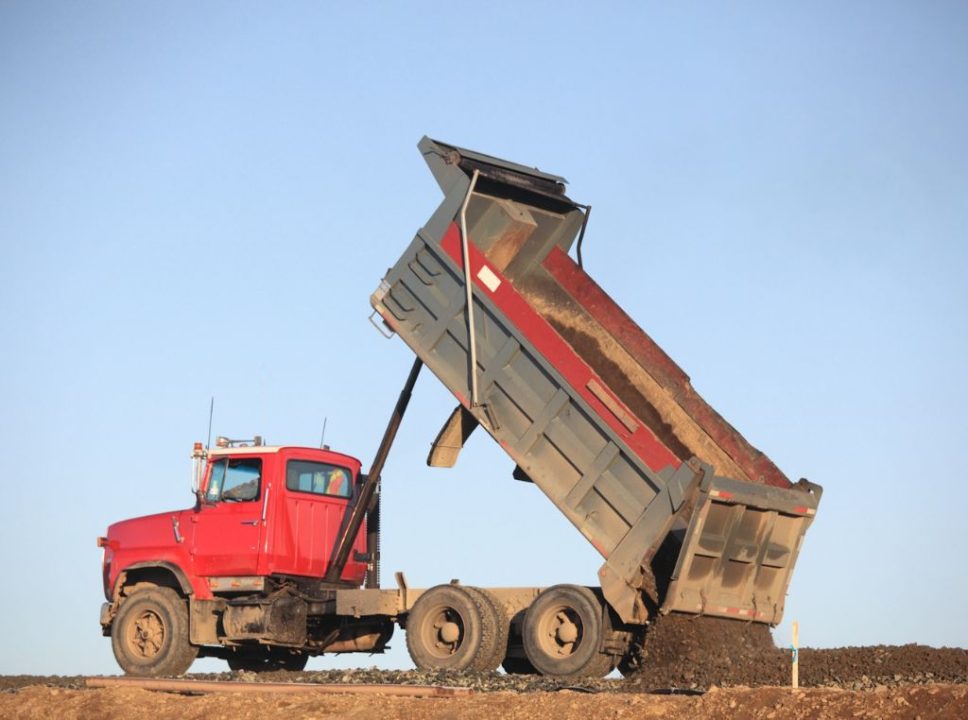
left=191, top=447, right=207, bottom=503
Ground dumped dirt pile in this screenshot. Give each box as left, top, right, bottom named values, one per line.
left=625, top=614, right=968, bottom=690
left=627, top=613, right=780, bottom=688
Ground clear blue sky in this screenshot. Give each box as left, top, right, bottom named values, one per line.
left=1, top=2, right=966, bottom=675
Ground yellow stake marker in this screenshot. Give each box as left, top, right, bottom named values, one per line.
left=792, top=620, right=800, bottom=689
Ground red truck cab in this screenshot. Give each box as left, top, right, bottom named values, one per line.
left=99, top=440, right=374, bottom=675
left=102, top=442, right=367, bottom=603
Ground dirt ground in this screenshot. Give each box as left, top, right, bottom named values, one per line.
left=4, top=616, right=965, bottom=719
left=2, top=682, right=966, bottom=720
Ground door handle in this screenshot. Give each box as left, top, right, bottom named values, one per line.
left=240, top=519, right=260, bottom=526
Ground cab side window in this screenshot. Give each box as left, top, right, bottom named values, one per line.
left=206, top=458, right=262, bottom=502
left=286, top=460, right=353, bottom=499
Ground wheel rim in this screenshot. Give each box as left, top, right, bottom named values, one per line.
left=126, top=608, right=166, bottom=660
left=420, top=606, right=465, bottom=659
left=536, top=604, right=584, bottom=659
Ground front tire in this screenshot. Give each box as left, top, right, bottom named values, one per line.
left=111, top=586, right=198, bottom=676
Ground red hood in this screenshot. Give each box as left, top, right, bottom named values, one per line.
left=107, top=508, right=192, bottom=549
left=101, top=508, right=194, bottom=600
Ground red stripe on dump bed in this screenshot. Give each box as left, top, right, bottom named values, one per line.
left=439, top=224, right=680, bottom=475
left=542, top=246, right=792, bottom=490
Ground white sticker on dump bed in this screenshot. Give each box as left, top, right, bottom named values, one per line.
left=477, top=265, right=501, bottom=292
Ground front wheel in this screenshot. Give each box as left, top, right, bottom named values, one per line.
left=111, top=586, right=198, bottom=676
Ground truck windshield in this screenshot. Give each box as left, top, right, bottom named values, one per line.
left=205, top=457, right=261, bottom=503
left=286, top=460, right=352, bottom=499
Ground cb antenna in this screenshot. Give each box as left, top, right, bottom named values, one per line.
left=320, top=417, right=328, bottom=449
left=206, top=397, right=215, bottom=450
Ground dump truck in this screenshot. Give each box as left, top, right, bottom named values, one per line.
left=98, top=138, right=821, bottom=678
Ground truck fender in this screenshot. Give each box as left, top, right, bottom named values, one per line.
left=114, top=561, right=194, bottom=598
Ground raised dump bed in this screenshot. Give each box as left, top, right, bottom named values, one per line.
left=371, top=137, right=820, bottom=626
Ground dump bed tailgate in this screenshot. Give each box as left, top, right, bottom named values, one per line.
left=662, top=477, right=821, bottom=624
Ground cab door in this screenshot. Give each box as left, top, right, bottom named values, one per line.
left=190, top=456, right=266, bottom=576
left=270, top=457, right=366, bottom=583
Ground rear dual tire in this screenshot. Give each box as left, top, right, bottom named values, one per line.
left=406, top=583, right=618, bottom=678
left=522, top=584, right=616, bottom=679
left=405, top=585, right=508, bottom=672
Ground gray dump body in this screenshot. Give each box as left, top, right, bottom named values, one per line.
left=371, top=138, right=821, bottom=626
